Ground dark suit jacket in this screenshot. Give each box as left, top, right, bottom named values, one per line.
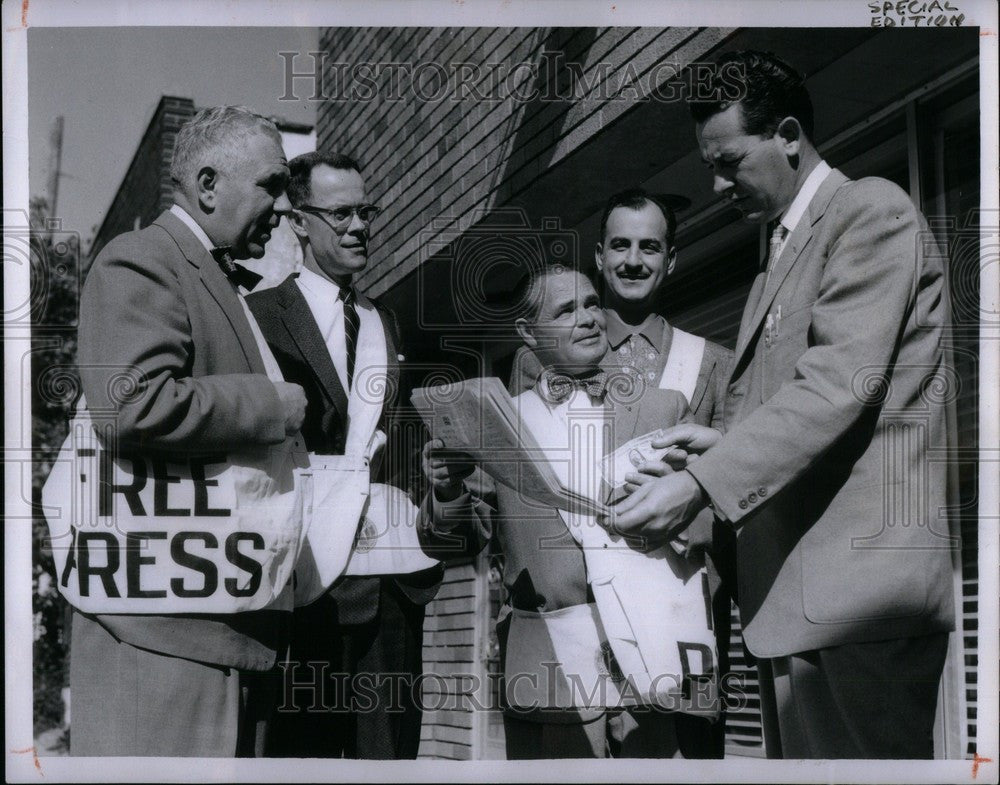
left=247, top=274, right=444, bottom=625
left=76, top=209, right=290, bottom=671
left=688, top=170, right=957, bottom=657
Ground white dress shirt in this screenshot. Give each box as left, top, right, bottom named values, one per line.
left=777, top=159, right=832, bottom=254
left=296, top=265, right=352, bottom=394
left=295, top=265, right=387, bottom=456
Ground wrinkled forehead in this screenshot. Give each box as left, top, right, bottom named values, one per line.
left=536, top=268, right=595, bottom=308
left=696, top=103, right=754, bottom=158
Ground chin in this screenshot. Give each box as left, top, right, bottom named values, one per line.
left=574, top=344, right=607, bottom=367
left=611, top=287, right=655, bottom=307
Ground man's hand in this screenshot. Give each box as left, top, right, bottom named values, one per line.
left=421, top=439, right=475, bottom=503
left=622, top=459, right=674, bottom=495
left=600, top=470, right=708, bottom=542
left=274, top=381, right=307, bottom=435
left=652, top=424, right=724, bottom=469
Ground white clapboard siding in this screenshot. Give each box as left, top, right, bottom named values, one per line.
left=418, top=560, right=479, bottom=760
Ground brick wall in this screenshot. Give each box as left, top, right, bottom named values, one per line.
left=316, top=26, right=730, bottom=301
left=88, top=96, right=195, bottom=264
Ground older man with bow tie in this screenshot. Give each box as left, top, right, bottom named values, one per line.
left=424, top=262, right=724, bottom=759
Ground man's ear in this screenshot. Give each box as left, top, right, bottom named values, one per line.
left=594, top=242, right=605, bottom=274
left=287, top=209, right=310, bottom=240
left=196, top=166, right=219, bottom=211
left=665, top=246, right=677, bottom=276
left=777, top=117, right=802, bottom=158
left=515, top=317, right=537, bottom=348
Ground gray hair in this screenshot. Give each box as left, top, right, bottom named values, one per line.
left=170, top=106, right=281, bottom=188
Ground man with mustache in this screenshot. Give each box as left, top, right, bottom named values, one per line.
left=610, top=50, right=956, bottom=759
left=73, top=106, right=305, bottom=756
left=594, top=189, right=731, bottom=432
left=424, top=263, right=712, bottom=759
left=247, top=152, right=444, bottom=759
left=596, top=188, right=736, bottom=758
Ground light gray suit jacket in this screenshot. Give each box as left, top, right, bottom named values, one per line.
left=77, top=209, right=289, bottom=670
left=688, top=170, right=956, bottom=657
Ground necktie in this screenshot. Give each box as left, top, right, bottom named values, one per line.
left=339, top=286, right=359, bottom=391
left=210, top=247, right=263, bottom=291
left=543, top=369, right=608, bottom=404
left=763, top=224, right=787, bottom=283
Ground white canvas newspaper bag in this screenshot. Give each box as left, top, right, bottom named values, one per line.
left=515, top=390, right=719, bottom=716
left=292, top=296, right=438, bottom=607
left=658, top=327, right=705, bottom=405
left=41, top=297, right=309, bottom=614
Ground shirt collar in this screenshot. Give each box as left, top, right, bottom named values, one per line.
left=604, top=308, right=666, bottom=350
left=779, top=160, right=832, bottom=236
left=169, top=204, right=216, bottom=254
left=297, top=265, right=348, bottom=300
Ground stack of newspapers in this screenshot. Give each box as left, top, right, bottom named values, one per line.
left=411, top=378, right=607, bottom=515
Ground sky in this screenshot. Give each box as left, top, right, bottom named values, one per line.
left=27, top=26, right=319, bottom=243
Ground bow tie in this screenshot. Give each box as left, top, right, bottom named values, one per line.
left=542, top=369, right=608, bottom=404
left=211, top=247, right=263, bottom=291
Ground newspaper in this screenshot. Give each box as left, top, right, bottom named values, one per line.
left=411, top=378, right=606, bottom=515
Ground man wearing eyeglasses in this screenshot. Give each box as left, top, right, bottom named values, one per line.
left=247, top=152, right=442, bottom=758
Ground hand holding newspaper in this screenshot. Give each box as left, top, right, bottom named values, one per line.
left=411, top=377, right=606, bottom=515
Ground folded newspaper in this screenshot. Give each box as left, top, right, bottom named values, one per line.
left=411, top=378, right=607, bottom=515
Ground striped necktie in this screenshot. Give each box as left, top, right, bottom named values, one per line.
left=339, top=286, right=359, bottom=391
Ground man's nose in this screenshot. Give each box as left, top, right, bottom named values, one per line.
left=346, top=210, right=367, bottom=235
left=273, top=192, right=292, bottom=214
left=576, top=308, right=597, bottom=327
left=713, top=173, right=734, bottom=197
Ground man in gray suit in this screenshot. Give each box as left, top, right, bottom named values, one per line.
left=610, top=50, right=956, bottom=759
left=74, top=106, right=305, bottom=756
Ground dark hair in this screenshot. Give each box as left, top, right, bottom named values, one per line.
left=286, top=151, right=362, bottom=207
left=598, top=188, right=677, bottom=249
left=687, top=50, right=814, bottom=141
left=511, top=261, right=591, bottom=322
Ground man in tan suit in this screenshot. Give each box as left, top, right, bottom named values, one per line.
left=609, top=50, right=956, bottom=758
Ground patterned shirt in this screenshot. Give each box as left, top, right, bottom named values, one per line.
left=604, top=309, right=670, bottom=387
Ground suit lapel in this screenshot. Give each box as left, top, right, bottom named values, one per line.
left=688, top=351, right=714, bottom=416
left=275, top=276, right=350, bottom=420
left=733, top=169, right=849, bottom=367
left=156, top=211, right=266, bottom=374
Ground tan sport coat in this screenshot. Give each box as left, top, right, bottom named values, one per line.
left=688, top=170, right=956, bottom=657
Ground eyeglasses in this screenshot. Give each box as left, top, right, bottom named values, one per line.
left=296, top=203, right=382, bottom=228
